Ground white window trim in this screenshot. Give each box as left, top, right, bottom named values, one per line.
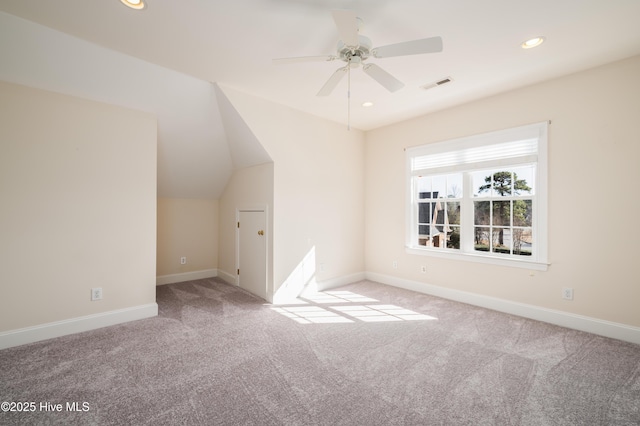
left=405, top=122, right=549, bottom=271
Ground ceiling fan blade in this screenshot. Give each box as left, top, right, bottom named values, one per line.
left=372, top=36, right=443, bottom=58
left=272, top=55, right=336, bottom=65
left=317, top=67, right=348, bottom=96
left=331, top=10, right=359, bottom=47
left=362, top=63, right=405, bottom=92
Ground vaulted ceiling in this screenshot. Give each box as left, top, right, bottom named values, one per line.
left=1, top=0, right=639, bottom=198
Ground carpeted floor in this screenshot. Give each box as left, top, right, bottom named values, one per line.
left=1, top=278, right=639, bottom=425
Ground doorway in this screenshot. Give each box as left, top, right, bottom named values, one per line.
left=237, top=209, right=267, bottom=300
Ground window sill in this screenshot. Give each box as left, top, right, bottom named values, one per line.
left=405, top=246, right=549, bottom=271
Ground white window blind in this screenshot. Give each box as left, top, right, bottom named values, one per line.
left=407, top=122, right=546, bottom=176
left=411, top=138, right=538, bottom=174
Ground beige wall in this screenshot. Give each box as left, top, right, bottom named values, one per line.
left=218, top=162, right=274, bottom=291
left=0, top=81, right=157, bottom=332
left=365, top=55, right=640, bottom=328
left=219, top=86, right=365, bottom=297
left=156, top=198, right=219, bottom=278
left=2, top=54, right=635, bottom=339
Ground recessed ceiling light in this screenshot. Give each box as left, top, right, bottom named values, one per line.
left=362, top=101, right=374, bottom=107
left=521, top=36, right=545, bottom=49
left=120, top=0, right=146, bottom=10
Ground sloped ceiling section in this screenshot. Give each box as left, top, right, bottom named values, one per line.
left=3, top=1, right=639, bottom=131
left=214, top=84, right=272, bottom=170
left=0, top=11, right=233, bottom=199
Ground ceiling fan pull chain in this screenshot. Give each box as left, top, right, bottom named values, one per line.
left=347, top=57, right=351, bottom=131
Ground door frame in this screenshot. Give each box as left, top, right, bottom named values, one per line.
left=235, top=206, right=270, bottom=301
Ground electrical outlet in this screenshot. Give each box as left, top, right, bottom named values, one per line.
left=420, top=265, right=427, bottom=273
left=91, top=287, right=102, bottom=301
left=562, top=287, right=573, bottom=300
left=180, top=256, right=187, bottom=265
left=319, top=263, right=326, bottom=272
left=392, top=261, right=398, bottom=269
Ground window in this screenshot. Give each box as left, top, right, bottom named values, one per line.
left=406, top=122, right=548, bottom=270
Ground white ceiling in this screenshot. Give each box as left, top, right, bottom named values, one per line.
left=1, top=0, right=640, bottom=197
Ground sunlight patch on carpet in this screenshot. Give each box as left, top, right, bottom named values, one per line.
left=303, top=290, right=379, bottom=304
left=271, top=306, right=353, bottom=324
left=332, top=305, right=437, bottom=322
left=271, top=291, right=438, bottom=324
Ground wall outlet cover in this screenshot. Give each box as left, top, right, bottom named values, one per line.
left=91, top=287, right=103, bottom=301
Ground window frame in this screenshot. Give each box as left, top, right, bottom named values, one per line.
left=405, top=122, right=549, bottom=271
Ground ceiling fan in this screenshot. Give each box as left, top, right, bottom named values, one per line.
left=273, top=10, right=443, bottom=127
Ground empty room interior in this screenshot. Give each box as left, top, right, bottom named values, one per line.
left=1, top=1, right=640, bottom=424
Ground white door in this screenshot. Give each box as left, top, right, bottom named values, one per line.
left=238, top=210, right=267, bottom=300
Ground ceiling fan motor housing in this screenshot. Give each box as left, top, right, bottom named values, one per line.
left=337, top=35, right=372, bottom=67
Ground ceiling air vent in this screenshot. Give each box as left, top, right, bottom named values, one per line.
left=421, top=77, right=453, bottom=91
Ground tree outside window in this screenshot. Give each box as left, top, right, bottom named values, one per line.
left=474, top=170, right=533, bottom=256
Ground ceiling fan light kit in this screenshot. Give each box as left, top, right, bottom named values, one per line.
left=273, top=9, right=444, bottom=128
left=336, top=35, right=373, bottom=65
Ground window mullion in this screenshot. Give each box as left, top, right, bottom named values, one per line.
left=461, top=172, right=474, bottom=253
left=409, top=177, right=418, bottom=248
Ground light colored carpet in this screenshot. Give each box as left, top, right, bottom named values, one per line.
left=1, top=278, right=639, bottom=425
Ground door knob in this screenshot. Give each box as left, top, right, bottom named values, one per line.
left=258, top=230, right=264, bottom=236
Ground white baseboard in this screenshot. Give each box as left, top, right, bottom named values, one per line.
left=315, top=272, right=367, bottom=292
left=0, top=303, right=158, bottom=350
left=365, top=272, right=640, bottom=346
left=272, top=272, right=366, bottom=304
left=216, top=269, right=237, bottom=286
left=156, top=269, right=218, bottom=286
left=5, top=271, right=637, bottom=349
